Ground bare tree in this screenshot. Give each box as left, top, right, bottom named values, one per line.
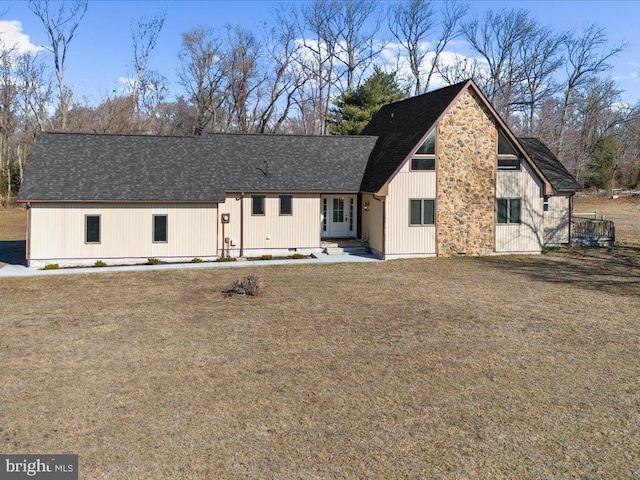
left=614, top=105, right=640, bottom=189
left=389, top=0, right=467, bottom=95
left=556, top=25, right=625, bottom=159
left=223, top=26, right=262, bottom=133
left=0, top=43, right=17, bottom=203
left=137, top=70, right=169, bottom=132
left=178, top=27, right=226, bottom=135
left=461, top=8, right=537, bottom=120
left=15, top=52, right=53, bottom=133
left=294, top=0, right=341, bottom=134
left=130, top=11, right=166, bottom=119
left=28, top=0, right=87, bottom=131
left=14, top=52, right=52, bottom=185
left=512, top=26, right=565, bottom=134
left=334, top=0, right=384, bottom=93
left=437, top=54, right=488, bottom=89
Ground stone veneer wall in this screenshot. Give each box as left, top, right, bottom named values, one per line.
left=436, top=89, right=496, bottom=256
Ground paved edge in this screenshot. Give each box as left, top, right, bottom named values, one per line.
left=0, top=254, right=380, bottom=278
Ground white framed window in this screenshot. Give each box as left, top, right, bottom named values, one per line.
left=280, top=195, right=293, bottom=215
left=410, top=199, right=435, bottom=225
left=497, top=198, right=521, bottom=224
left=153, top=215, right=168, bottom=243
left=252, top=195, right=265, bottom=215
left=543, top=195, right=550, bottom=212
left=85, top=215, right=100, bottom=244
left=411, top=130, right=436, bottom=171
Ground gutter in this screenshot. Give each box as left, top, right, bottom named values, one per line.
left=372, top=195, right=386, bottom=259
left=568, top=192, right=574, bottom=246
left=240, top=192, right=244, bottom=258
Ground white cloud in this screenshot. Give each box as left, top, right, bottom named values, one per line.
left=291, top=36, right=490, bottom=96
left=116, top=76, right=135, bottom=94
left=377, top=42, right=489, bottom=92
left=0, top=20, right=44, bottom=54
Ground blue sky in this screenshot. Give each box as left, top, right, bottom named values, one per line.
left=1, top=0, right=639, bottom=104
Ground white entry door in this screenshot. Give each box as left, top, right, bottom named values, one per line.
left=322, top=195, right=356, bottom=238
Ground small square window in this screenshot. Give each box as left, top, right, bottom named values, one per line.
left=280, top=195, right=292, bottom=215
left=497, top=198, right=521, bottom=224
left=252, top=195, right=265, bottom=215
left=410, top=199, right=435, bottom=225
left=85, top=215, right=100, bottom=244
left=153, top=215, right=168, bottom=243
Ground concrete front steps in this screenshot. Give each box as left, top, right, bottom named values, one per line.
left=321, top=240, right=369, bottom=256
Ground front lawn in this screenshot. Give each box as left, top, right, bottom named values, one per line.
left=1, top=249, right=638, bottom=478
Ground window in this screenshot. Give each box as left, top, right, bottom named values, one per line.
left=416, top=130, right=435, bottom=154
left=497, top=131, right=521, bottom=170
left=322, top=198, right=327, bottom=232
left=411, top=131, right=436, bottom=171
left=498, top=158, right=520, bottom=170
left=332, top=198, right=344, bottom=222
left=543, top=195, right=550, bottom=212
left=497, top=198, right=521, bottom=224
left=410, top=199, right=435, bottom=225
left=411, top=158, right=436, bottom=171
left=349, top=198, right=354, bottom=232
left=252, top=195, right=265, bottom=215
left=279, top=195, right=292, bottom=215
left=85, top=215, right=100, bottom=244
left=498, top=131, right=517, bottom=155
left=153, top=215, right=168, bottom=243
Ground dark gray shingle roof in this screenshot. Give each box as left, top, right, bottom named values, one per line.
left=18, top=132, right=378, bottom=202
left=18, top=84, right=579, bottom=204
left=359, top=80, right=468, bottom=192
left=517, top=137, right=582, bottom=192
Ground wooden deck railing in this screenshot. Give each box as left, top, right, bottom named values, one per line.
left=571, top=218, right=615, bottom=247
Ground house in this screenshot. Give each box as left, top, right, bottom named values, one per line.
left=17, top=80, right=580, bottom=268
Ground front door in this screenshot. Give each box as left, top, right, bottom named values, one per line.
left=322, top=195, right=356, bottom=238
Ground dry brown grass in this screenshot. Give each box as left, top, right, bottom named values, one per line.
left=0, top=207, right=26, bottom=241
left=0, top=207, right=27, bottom=266
left=574, top=196, right=640, bottom=245
left=1, top=250, right=639, bottom=478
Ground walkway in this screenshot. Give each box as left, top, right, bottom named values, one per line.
left=0, top=253, right=380, bottom=278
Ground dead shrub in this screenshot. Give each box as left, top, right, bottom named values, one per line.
left=226, top=274, right=263, bottom=296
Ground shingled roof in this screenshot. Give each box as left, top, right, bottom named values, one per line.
left=18, top=82, right=578, bottom=204
left=517, top=137, right=582, bottom=192
left=359, top=80, right=468, bottom=192
left=18, top=132, right=378, bottom=202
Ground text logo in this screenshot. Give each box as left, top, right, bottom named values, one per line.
left=0, top=455, right=77, bottom=480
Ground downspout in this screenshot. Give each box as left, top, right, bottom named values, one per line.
left=26, top=202, right=31, bottom=266
left=356, top=192, right=362, bottom=240
left=382, top=198, right=386, bottom=259
left=568, top=193, right=574, bottom=246
left=373, top=194, right=386, bottom=259
left=239, top=192, right=244, bottom=258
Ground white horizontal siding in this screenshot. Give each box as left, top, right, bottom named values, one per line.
left=385, top=171, right=436, bottom=256
left=495, top=163, right=544, bottom=252
left=29, top=203, right=218, bottom=265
